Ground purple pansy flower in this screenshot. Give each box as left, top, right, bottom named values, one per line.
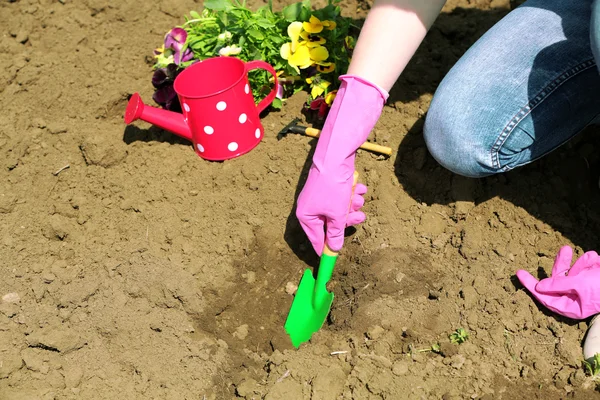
left=153, top=85, right=179, bottom=111
left=151, top=64, right=183, bottom=111
left=164, top=27, right=193, bottom=65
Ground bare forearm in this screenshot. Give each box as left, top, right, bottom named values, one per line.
left=348, top=0, right=447, bottom=91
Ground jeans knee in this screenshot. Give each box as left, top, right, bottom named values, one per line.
left=423, top=98, right=497, bottom=179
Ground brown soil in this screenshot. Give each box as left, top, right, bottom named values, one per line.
left=2, top=0, right=600, bottom=399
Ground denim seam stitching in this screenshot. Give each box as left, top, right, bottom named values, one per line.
left=489, top=58, right=596, bottom=171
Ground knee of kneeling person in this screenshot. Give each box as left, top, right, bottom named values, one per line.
left=423, top=111, right=497, bottom=179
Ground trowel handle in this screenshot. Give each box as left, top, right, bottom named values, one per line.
left=322, top=243, right=338, bottom=257
left=321, top=170, right=359, bottom=257
left=314, top=245, right=339, bottom=308
left=314, top=171, right=360, bottom=303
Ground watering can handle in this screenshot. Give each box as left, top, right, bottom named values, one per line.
left=245, top=60, right=279, bottom=114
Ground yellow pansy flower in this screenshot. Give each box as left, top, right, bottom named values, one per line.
left=281, top=42, right=312, bottom=74
left=344, top=36, right=355, bottom=50
left=316, top=62, right=335, bottom=73
left=280, top=43, right=292, bottom=60
left=287, top=21, right=303, bottom=52
left=153, top=45, right=174, bottom=68
left=309, top=45, right=329, bottom=62
left=306, top=77, right=331, bottom=99
left=322, top=20, right=337, bottom=30
left=325, top=90, right=337, bottom=105
left=300, top=31, right=326, bottom=48
left=303, top=15, right=324, bottom=34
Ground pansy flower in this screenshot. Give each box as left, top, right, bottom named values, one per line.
left=325, top=90, right=337, bottom=105
left=308, top=89, right=336, bottom=120
left=164, top=28, right=193, bottom=64
left=316, top=62, right=335, bottom=73
left=309, top=97, right=329, bottom=120
left=155, top=27, right=193, bottom=67
left=281, top=23, right=313, bottom=74
left=300, top=31, right=326, bottom=48
left=151, top=64, right=182, bottom=111
left=306, top=76, right=331, bottom=99
left=153, top=85, right=179, bottom=111
left=309, top=46, right=329, bottom=63
left=303, top=16, right=323, bottom=33
left=303, top=16, right=336, bottom=34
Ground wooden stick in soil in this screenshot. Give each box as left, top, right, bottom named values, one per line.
left=53, top=164, right=70, bottom=176
left=288, top=125, right=393, bottom=157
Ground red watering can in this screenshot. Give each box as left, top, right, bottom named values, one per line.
left=124, top=56, right=278, bottom=161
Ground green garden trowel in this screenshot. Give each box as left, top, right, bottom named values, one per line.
left=284, top=244, right=339, bottom=348
left=284, top=171, right=359, bottom=348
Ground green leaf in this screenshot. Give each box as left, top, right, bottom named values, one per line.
left=271, top=97, right=283, bottom=109
left=189, top=10, right=202, bottom=19
left=204, top=0, right=233, bottom=11
left=218, top=12, right=229, bottom=26
left=191, top=42, right=206, bottom=50
left=282, top=2, right=303, bottom=22
left=255, top=18, right=275, bottom=28
left=247, top=29, right=265, bottom=40
left=298, top=6, right=311, bottom=21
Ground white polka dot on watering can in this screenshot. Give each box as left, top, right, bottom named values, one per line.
left=183, top=103, right=190, bottom=112
left=255, top=128, right=261, bottom=138
left=216, top=101, right=227, bottom=111
left=197, top=144, right=205, bottom=153
left=228, top=142, right=238, bottom=152
left=204, top=126, right=214, bottom=135
left=239, top=113, right=247, bottom=124
left=245, top=84, right=250, bottom=94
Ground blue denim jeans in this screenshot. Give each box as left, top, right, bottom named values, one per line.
left=424, top=0, right=600, bottom=178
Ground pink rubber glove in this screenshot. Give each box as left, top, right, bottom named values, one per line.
left=516, top=246, right=600, bottom=319
left=295, top=75, right=388, bottom=255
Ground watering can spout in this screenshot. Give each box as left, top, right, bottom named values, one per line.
left=124, top=93, right=192, bottom=141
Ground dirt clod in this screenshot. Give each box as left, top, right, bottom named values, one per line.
left=233, top=324, right=249, bottom=340
left=26, top=327, right=85, bottom=353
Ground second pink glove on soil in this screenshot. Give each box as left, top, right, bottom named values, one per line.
left=516, top=246, right=600, bottom=320
left=295, top=75, right=388, bottom=255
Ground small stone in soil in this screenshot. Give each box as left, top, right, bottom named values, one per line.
left=244, top=271, right=256, bottom=284
left=395, top=272, right=405, bottom=284
left=42, top=273, right=56, bottom=283
left=391, top=361, right=409, bottom=376
left=15, top=30, right=29, bottom=44
left=450, top=354, right=466, bottom=369
left=366, top=325, right=385, bottom=340
left=47, top=122, right=67, bottom=134
left=2, top=292, right=20, bottom=303
left=233, top=324, right=249, bottom=340
left=269, top=349, right=284, bottom=365
left=285, top=281, right=298, bottom=295
left=236, top=378, right=258, bottom=397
